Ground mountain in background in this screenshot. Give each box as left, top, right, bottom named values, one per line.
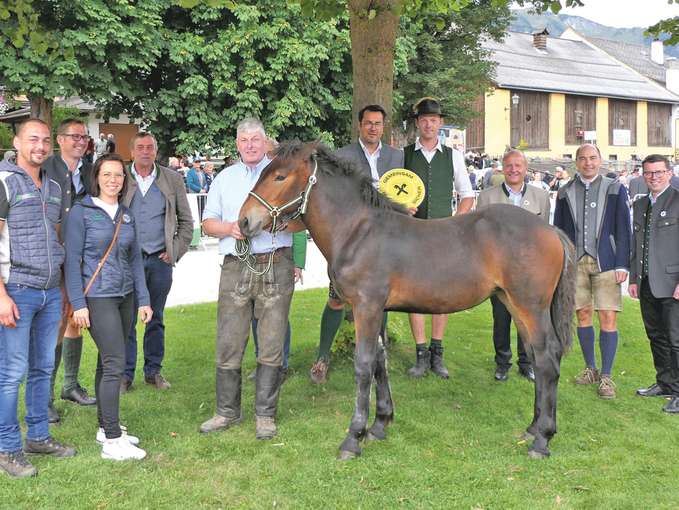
left=510, top=9, right=679, bottom=59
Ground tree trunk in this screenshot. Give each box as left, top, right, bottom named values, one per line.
left=28, top=95, right=53, bottom=129
left=348, top=0, right=401, bottom=141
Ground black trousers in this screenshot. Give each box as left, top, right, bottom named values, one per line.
left=87, top=293, right=135, bottom=439
left=640, top=278, right=679, bottom=396
left=490, top=295, right=530, bottom=370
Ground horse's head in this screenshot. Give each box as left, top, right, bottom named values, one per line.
left=239, top=141, right=317, bottom=237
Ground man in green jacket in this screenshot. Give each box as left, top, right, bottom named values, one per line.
left=404, top=98, right=475, bottom=379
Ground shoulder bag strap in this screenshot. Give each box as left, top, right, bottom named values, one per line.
left=83, top=215, right=123, bottom=297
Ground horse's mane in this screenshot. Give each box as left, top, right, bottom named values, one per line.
left=275, top=141, right=407, bottom=214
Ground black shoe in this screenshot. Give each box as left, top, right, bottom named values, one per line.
left=48, top=404, right=60, bottom=424
left=662, top=396, right=679, bottom=414
left=407, top=349, right=430, bottom=378
left=429, top=345, right=449, bottom=379
left=61, top=386, right=96, bottom=406
left=518, top=366, right=536, bottom=382
left=24, top=437, right=76, bottom=457
left=494, top=366, right=509, bottom=382
left=636, top=383, right=672, bottom=398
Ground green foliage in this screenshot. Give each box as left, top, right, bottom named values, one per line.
left=647, top=0, right=679, bottom=46
left=104, top=0, right=353, bottom=157
left=50, top=106, right=82, bottom=140
left=0, top=122, right=14, bottom=150
left=394, top=0, right=512, bottom=128
left=0, top=1, right=166, bottom=116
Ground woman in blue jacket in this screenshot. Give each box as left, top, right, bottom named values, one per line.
left=65, top=154, right=153, bottom=461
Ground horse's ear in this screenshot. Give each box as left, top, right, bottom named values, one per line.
left=308, top=140, right=322, bottom=160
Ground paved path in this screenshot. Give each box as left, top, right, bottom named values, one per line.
left=166, top=237, right=330, bottom=307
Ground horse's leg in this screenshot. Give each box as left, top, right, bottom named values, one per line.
left=337, top=304, right=383, bottom=460
left=521, top=311, right=561, bottom=459
left=367, top=332, right=394, bottom=441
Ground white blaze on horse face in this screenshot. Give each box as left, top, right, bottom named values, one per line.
left=237, top=130, right=267, bottom=167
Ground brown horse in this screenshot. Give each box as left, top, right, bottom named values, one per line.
left=239, top=141, right=575, bottom=460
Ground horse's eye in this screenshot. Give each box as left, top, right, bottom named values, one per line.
left=274, top=175, right=286, bottom=181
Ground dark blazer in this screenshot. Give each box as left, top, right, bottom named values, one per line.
left=476, top=183, right=551, bottom=221
left=629, top=175, right=679, bottom=202
left=630, top=186, right=679, bottom=298
left=122, top=164, right=193, bottom=265
left=43, top=155, right=92, bottom=211
left=334, top=141, right=404, bottom=179
left=553, top=175, right=631, bottom=272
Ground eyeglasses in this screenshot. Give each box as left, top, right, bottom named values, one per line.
left=361, top=122, right=383, bottom=129
left=101, top=172, right=125, bottom=180
left=642, top=170, right=667, bottom=179
left=62, top=133, right=89, bottom=142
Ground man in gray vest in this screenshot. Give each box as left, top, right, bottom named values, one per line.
left=121, top=132, right=193, bottom=391
left=629, top=154, right=679, bottom=413
left=553, top=143, right=631, bottom=400
left=44, top=118, right=96, bottom=424
left=0, top=119, right=76, bottom=479
left=309, top=104, right=403, bottom=385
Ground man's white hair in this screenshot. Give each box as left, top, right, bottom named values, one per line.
left=236, top=117, right=266, bottom=138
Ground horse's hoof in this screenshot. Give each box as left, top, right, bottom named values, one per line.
left=366, top=430, right=386, bottom=442
left=527, top=448, right=550, bottom=459
left=337, top=449, right=360, bottom=461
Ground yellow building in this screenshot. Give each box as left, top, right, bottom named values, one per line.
left=468, top=30, right=679, bottom=161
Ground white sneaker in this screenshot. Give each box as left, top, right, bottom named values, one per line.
left=101, top=436, right=146, bottom=461
left=96, top=425, right=140, bottom=446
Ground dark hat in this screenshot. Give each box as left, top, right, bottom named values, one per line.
left=412, top=97, right=445, bottom=118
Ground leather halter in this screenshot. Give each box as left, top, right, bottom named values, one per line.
left=247, top=158, right=318, bottom=234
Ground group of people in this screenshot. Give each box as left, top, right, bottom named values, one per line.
left=1, top=96, right=678, bottom=480
left=0, top=118, right=192, bottom=477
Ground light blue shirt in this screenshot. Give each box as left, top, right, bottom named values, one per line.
left=203, top=157, right=292, bottom=255
left=61, top=157, right=83, bottom=193
left=503, top=183, right=525, bottom=207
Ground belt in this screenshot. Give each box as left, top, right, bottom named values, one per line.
left=227, top=247, right=291, bottom=264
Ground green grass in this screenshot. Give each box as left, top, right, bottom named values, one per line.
left=3, top=290, right=678, bottom=509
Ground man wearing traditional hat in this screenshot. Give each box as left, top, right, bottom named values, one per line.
left=404, top=97, right=475, bottom=379
left=309, top=104, right=403, bottom=384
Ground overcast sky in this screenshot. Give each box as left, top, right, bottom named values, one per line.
left=521, top=0, right=678, bottom=29
left=561, top=0, right=679, bottom=28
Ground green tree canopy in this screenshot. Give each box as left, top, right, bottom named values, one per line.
left=104, top=1, right=353, bottom=157
left=0, top=0, right=165, bottom=126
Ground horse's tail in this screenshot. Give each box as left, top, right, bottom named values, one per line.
left=551, top=227, right=576, bottom=354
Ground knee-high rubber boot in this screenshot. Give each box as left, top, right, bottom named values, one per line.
left=199, top=368, right=242, bottom=434
left=255, top=364, right=282, bottom=440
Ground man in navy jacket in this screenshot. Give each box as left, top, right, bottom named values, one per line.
left=554, top=143, right=631, bottom=399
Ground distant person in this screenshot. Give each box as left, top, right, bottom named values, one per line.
left=94, top=133, right=108, bottom=162
left=106, top=134, right=116, bottom=154
left=186, top=159, right=207, bottom=193
left=528, top=171, right=550, bottom=192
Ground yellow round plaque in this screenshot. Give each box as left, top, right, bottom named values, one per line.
left=379, top=169, right=425, bottom=209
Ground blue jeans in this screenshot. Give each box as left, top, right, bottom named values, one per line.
left=0, top=285, right=61, bottom=452
left=125, top=253, right=173, bottom=381
left=252, top=319, right=291, bottom=369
